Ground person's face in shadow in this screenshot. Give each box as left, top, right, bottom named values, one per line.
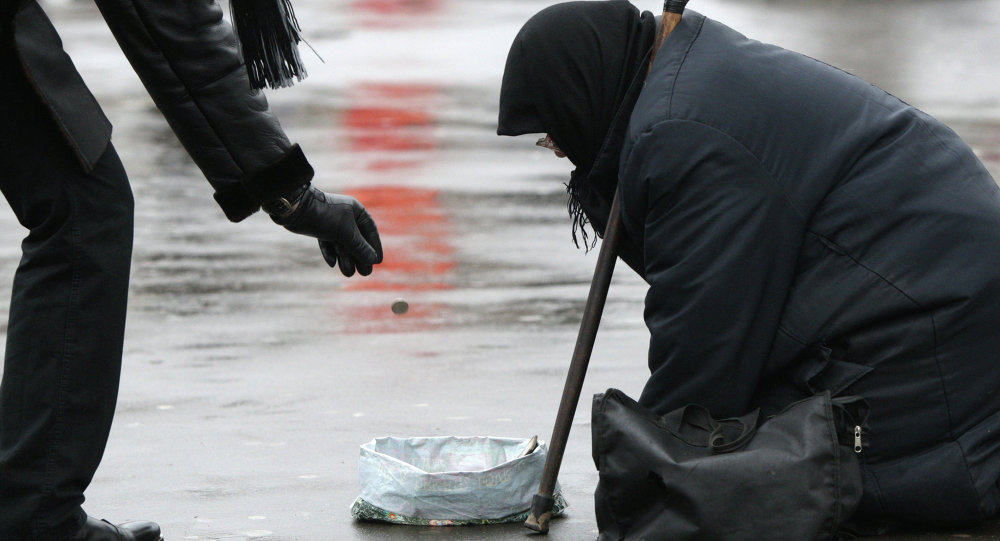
left=535, top=134, right=567, bottom=158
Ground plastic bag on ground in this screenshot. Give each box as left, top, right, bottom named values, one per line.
left=351, top=435, right=568, bottom=525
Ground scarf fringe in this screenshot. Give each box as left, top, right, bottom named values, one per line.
left=567, top=177, right=599, bottom=252
left=230, top=0, right=307, bottom=89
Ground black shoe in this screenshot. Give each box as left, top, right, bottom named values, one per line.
left=70, top=517, right=162, bottom=541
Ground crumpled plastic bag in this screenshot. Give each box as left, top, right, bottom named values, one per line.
left=350, top=435, right=568, bottom=525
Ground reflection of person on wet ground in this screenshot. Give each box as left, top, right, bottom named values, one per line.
left=0, top=1, right=382, bottom=539
left=498, top=0, right=1000, bottom=533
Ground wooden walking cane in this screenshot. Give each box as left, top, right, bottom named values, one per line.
left=524, top=1, right=691, bottom=534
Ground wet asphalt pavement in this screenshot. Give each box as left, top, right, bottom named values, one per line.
left=2, top=0, right=1000, bottom=539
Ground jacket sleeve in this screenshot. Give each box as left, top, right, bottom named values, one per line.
left=92, top=0, right=313, bottom=222
left=619, top=119, right=807, bottom=417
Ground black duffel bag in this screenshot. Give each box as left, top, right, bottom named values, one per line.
left=592, top=389, right=868, bottom=541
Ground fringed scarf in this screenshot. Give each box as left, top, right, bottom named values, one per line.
left=230, top=0, right=308, bottom=89
left=497, top=1, right=655, bottom=249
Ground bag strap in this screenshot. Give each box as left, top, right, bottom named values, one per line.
left=662, top=404, right=761, bottom=453
left=709, top=409, right=760, bottom=454
left=661, top=404, right=716, bottom=446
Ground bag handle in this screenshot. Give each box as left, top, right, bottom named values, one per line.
left=709, top=409, right=760, bottom=454
left=664, top=404, right=760, bottom=453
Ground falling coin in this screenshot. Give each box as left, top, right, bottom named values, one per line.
left=391, top=298, right=409, bottom=315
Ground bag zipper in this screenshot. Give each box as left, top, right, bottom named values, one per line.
left=831, top=394, right=869, bottom=455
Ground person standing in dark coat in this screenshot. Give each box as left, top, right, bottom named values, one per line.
left=499, top=0, right=1000, bottom=531
left=0, top=1, right=383, bottom=539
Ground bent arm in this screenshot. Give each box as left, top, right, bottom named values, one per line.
left=94, top=0, right=311, bottom=221
left=620, top=120, right=806, bottom=417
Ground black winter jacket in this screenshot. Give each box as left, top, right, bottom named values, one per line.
left=617, top=11, right=1000, bottom=527
left=4, top=0, right=310, bottom=221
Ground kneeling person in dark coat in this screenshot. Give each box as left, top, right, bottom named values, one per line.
left=498, top=0, right=1000, bottom=530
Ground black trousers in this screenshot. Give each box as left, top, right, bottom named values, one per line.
left=0, top=43, right=134, bottom=541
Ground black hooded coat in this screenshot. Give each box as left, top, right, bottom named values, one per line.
left=499, top=2, right=1000, bottom=529
left=498, top=0, right=653, bottom=268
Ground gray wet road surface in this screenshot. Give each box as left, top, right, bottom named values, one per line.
left=2, top=0, right=1000, bottom=539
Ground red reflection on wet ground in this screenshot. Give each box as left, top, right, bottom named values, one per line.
left=344, top=108, right=434, bottom=153
left=344, top=83, right=438, bottom=170
left=347, top=186, right=455, bottom=293
left=338, top=185, right=455, bottom=333
left=337, top=82, right=452, bottom=332
left=350, top=0, right=445, bottom=29
left=351, top=0, right=442, bottom=16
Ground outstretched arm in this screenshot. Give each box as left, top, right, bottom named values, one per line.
left=94, top=0, right=381, bottom=274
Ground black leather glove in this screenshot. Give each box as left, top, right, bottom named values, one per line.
left=266, top=186, right=383, bottom=276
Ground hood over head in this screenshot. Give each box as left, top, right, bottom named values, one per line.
left=498, top=0, right=655, bottom=247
